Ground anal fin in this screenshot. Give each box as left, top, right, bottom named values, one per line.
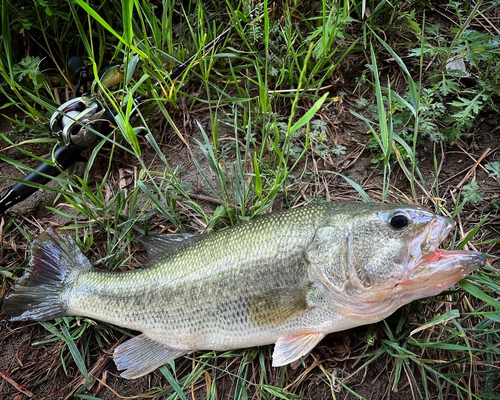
left=114, top=334, right=189, bottom=379
left=272, top=332, right=326, bottom=367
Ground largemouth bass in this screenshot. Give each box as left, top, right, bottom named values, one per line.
left=4, top=201, right=486, bottom=379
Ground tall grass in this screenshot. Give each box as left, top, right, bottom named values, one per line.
left=0, top=0, right=498, bottom=398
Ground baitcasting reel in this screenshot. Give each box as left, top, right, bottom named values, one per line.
left=0, top=0, right=275, bottom=216
left=50, top=96, right=106, bottom=150
left=0, top=58, right=121, bottom=215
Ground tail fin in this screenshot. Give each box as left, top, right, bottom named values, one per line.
left=4, top=227, right=92, bottom=321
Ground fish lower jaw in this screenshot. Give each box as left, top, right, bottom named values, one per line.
left=418, top=249, right=485, bottom=269
left=397, top=249, right=485, bottom=300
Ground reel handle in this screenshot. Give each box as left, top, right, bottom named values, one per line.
left=68, top=56, right=87, bottom=75
left=68, top=56, right=89, bottom=94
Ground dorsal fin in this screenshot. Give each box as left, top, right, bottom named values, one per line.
left=139, top=233, right=198, bottom=263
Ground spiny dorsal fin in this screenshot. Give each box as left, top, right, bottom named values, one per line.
left=247, top=288, right=312, bottom=327
left=114, top=334, right=189, bottom=379
left=272, top=332, right=326, bottom=367
left=139, top=233, right=198, bottom=263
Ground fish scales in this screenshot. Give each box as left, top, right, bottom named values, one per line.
left=68, top=204, right=335, bottom=348
left=4, top=201, right=486, bottom=378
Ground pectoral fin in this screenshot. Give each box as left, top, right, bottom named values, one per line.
left=247, top=288, right=312, bottom=326
left=272, top=332, right=326, bottom=367
left=114, top=334, right=189, bottom=379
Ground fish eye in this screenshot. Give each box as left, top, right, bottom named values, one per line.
left=390, top=213, right=409, bottom=229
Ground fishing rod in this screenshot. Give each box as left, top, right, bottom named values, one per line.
left=0, top=0, right=276, bottom=216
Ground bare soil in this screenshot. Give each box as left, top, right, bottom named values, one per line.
left=1, top=96, right=499, bottom=398
left=1, top=6, right=500, bottom=399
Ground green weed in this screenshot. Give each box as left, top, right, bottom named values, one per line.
left=0, top=0, right=498, bottom=399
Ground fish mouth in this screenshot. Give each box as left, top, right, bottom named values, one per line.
left=408, top=214, right=454, bottom=259
left=399, top=249, right=486, bottom=298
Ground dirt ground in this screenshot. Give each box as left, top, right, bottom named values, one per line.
left=1, top=5, right=500, bottom=399
left=1, top=93, right=499, bottom=398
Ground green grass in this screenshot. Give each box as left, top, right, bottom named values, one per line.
left=1, top=0, right=499, bottom=398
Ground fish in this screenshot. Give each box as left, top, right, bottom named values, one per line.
left=3, top=201, right=486, bottom=379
